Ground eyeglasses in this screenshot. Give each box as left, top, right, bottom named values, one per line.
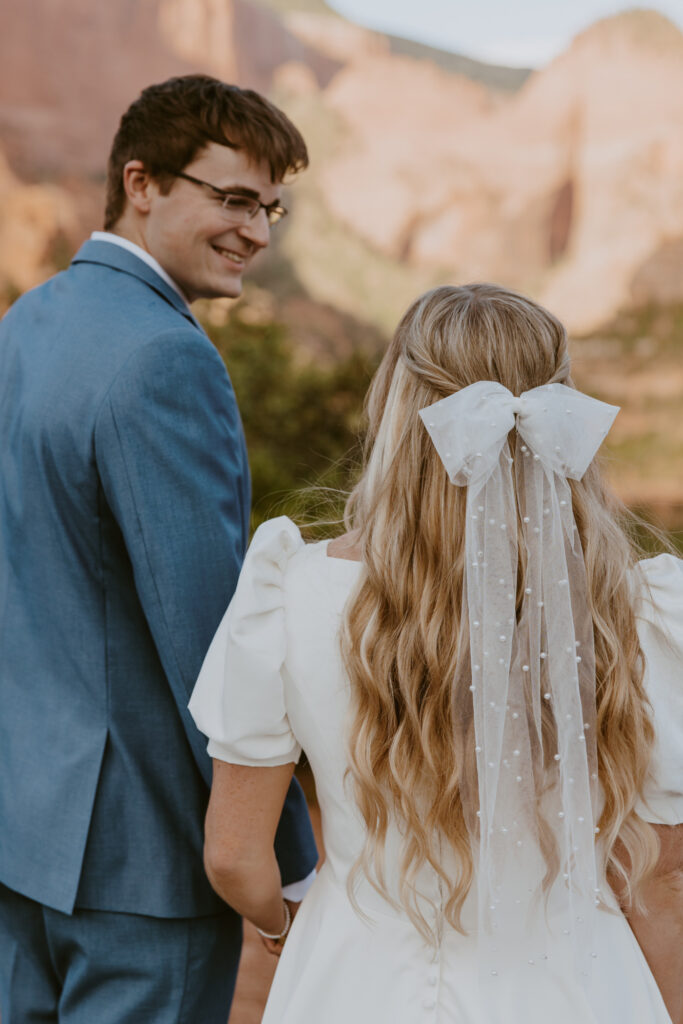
left=174, top=172, right=288, bottom=226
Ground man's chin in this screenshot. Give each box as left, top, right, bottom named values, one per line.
left=222, top=278, right=243, bottom=299
left=213, top=269, right=244, bottom=300
left=190, top=277, right=244, bottom=302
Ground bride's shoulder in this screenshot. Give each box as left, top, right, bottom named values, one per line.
left=629, top=552, right=683, bottom=683
left=629, top=554, right=683, bottom=825
left=246, top=516, right=305, bottom=566
left=247, top=518, right=361, bottom=585
left=630, top=552, right=683, bottom=620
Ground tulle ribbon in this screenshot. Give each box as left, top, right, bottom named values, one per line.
left=419, top=380, right=619, bottom=992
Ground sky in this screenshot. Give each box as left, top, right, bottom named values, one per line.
left=327, top=0, right=683, bottom=67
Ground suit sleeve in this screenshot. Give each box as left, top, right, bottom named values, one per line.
left=94, top=330, right=317, bottom=884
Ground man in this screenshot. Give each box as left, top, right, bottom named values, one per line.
left=0, top=75, right=317, bottom=1023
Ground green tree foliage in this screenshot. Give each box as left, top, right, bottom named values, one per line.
left=206, top=311, right=379, bottom=533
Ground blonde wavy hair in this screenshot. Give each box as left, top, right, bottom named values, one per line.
left=342, top=283, right=660, bottom=941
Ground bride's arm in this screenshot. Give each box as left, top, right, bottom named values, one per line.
left=204, top=759, right=297, bottom=954
left=612, top=823, right=683, bottom=1024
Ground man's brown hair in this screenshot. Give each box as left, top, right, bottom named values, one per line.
left=104, top=74, right=309, bottom=230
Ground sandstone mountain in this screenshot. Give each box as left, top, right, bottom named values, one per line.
left=0, top=1, right=681, bottom=340
left=0, top=0, right=338, bottom=181
left=293, top=8, right=683, bottom=335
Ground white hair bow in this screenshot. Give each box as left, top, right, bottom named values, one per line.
left=419, top=381, right=619, bottom=993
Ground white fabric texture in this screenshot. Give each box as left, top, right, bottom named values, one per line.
left=632, top=554, right=683, bottom=825
left=189, top=518, right=681, bottom=1024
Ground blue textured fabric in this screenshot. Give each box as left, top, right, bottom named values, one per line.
left=0, top=241, right=318, bottom=922
left=0, top=882, right=242, bottom=1023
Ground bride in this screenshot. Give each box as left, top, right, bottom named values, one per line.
left=189, top=284, right=682, bottom=1023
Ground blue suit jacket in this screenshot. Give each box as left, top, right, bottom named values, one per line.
left=0, top=240, right=317, bottom=917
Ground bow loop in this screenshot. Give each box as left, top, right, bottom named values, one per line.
left=516, top=384, right=619, bottom=479
left=419, top=381, right=518, bottom=488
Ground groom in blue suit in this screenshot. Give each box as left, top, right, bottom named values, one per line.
left=0, top=76, right=317, bottom=1022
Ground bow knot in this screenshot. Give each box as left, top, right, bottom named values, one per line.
left=419, top=381, right=618, bottom=487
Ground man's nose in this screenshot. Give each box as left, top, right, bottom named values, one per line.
left=237, top=208, right=271, bottom=249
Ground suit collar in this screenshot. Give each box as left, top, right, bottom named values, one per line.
left=71, top=239, right=203, bottom=332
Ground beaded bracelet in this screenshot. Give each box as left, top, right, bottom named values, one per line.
left=256, top=900, right=291, bottom=942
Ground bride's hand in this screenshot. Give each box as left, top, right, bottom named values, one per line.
left=609, top=823, right=683, bottom=1024
left=259, top=899, right=299, bottom=958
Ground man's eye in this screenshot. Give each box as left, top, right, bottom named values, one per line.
left=222, top=195, right=255, bottom=212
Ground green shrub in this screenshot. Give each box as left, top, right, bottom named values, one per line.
left=207, top=312, right=379, bottom=533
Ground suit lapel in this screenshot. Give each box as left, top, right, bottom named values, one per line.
left=71, top=240, right=204, bottom=332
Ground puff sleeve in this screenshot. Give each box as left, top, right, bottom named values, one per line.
left=631, top=553, right=683, bottom=825
left=189, top=516, right=304, bottom=767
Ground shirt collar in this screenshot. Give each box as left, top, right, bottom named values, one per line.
left=90, top=232, right=191, bottom=307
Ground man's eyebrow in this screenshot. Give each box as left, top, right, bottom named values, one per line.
left=214, top=185, right=262, bottom=199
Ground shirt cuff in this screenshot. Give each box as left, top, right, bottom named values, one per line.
left=282, top=868, right=317, bottom=902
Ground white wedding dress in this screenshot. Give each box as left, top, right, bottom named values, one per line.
left=189, top=517, right=682, bottom=1024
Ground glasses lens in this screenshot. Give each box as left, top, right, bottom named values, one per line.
left=267, top=206, right=286, bottom=226
left=221, top=195, right=259, bottom=220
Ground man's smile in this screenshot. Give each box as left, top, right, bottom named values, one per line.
left=211, top=244, right=249, bottom=268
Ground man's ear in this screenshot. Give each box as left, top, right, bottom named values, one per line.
left=122, top=160, right=156, bottom=214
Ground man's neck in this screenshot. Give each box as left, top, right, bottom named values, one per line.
left=91, top=231, right=191, bottom=306
left=107, top=211, right=149, bottom=253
